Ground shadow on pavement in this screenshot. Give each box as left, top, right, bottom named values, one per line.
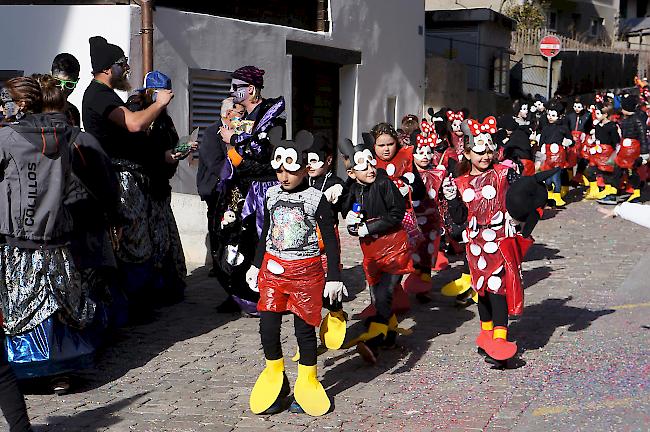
left=509, top=296, right=615, bottom=352
left=33, top=392, right=148, bottom=432
left=321, top=296, right=475, bottom=400
left=70, top=266, right=240, bottom=392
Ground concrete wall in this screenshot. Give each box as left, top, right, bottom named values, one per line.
left=154, top=0, right=425, bottom=194
left=425, top=0, right=505, bottom=11
left=0, top=5, right=136, bottom=109
left=0, top=2, right=426, bottom=268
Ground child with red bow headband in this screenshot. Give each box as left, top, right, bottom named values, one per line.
left=403, top=121, right=448, bottom=300
left=446, top=108, right=469, bottom=158
left=442, top=118, right=544, bottom=368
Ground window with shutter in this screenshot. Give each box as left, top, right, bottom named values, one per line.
left=189, top=68, right=232, bottom=142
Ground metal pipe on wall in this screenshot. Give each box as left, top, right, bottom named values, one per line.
left=136, top=0, right=154, bottom=83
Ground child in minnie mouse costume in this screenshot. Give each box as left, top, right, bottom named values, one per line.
left=404, top=120, right=448, bottom=300
left=446, top=109, right=468, bottom=158
left=247, top=126, right=346, bottom=416
left=442, top=117, right=554, bottom=368
left=539, top=102, right=573, bottom=206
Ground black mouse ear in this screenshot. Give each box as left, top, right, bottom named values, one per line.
left=294, top=129, right=314, bottom=152
left=268, top=126, right=284, bottom=148
left=338, top=138, right=355, bottom=159
left=534, top=167, right=560, bottom=182
left=362, top=132, right=375, bottom=148
left=427, top=107, right=435, bottom=117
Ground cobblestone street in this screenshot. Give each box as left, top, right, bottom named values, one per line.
left=10, top=196, right=650, bottom=431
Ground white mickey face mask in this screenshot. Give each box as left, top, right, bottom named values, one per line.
left=547, top=110, right=558, bottom=122
left=573, top=103, right=583, bottom=113
left=353, top=149, right=377, bottom=171
left=519, top=104, right=528, bottom=117
left=534, top=101, right=545, bottom=112
left=307, top=152, right=324, bottom=170
left=451, top=119, right=463, bottom=133
left=413, top=145, right=433, bottom=161
left=271, top=147, right=302, bottom=171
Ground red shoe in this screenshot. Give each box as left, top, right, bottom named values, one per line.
left=485, top=338, right=518, bottom=361
left=475, top=329, right=493, bottom=350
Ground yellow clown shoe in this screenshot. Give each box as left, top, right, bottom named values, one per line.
left=594, top=184, right=617, bottom=200
left=584, top=181, right=600, bottom=200
left=343, top=321, right=389, bottom=349
left=627, top=189, right=641, bottom=203
left=250, top=358, right=290, bottom=414
left=560, top=185, right=569, bottom=198
left=441, top=273, right=472, bottom=297
left=319, top=310, right=348, bottom=350
left=549, top=192, right=566, bottom=207
left=294, top=364, right=330, bottom=416
left=388, top=314, right=413, bottom=336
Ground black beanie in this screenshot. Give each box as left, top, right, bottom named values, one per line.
left=89, top=36, right=125, bottom=73
left=621, top=94, right=638, bottom=112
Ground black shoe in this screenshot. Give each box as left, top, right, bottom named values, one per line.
left=261, top=375, right=290, bottom=415
left=288, top=400, right=305, bottom=414
left=484, top=355, right=508, bottom=369
left=381, top=331, right=398, bottom=349
left=216, top=296, right=240, bottom=313
left=356, top=341, right=378, bottom=364
left=597, top=194, right=618, bottom=205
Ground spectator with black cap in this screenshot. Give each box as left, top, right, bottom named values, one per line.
left=82, top=36, right=175, bottom=318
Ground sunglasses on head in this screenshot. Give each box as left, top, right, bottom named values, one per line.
left=53, top=77, right=78, bottom=90
left=114, top=57, right=129, bottom=67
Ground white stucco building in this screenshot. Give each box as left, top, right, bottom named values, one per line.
left=0, top=1, right=425, bottom=266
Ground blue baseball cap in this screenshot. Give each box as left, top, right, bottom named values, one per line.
left=143, top=70, right=172, bottom=90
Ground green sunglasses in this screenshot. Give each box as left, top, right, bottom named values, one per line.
left=53, top=77, right=79, bottom=90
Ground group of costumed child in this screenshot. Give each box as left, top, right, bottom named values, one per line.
left=244, top=102, right=556, bottom=416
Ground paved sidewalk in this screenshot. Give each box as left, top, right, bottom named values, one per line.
left=6, top=196, right=650, bottom=431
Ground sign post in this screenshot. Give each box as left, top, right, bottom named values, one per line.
left=539, top=35, right=561, bottom=101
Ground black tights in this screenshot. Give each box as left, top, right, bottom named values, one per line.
left=260, top=311, right=317, bottom=366
left=0, top=331, right=31, bottom=432
left=369, top=273, right=401, bottom=324
left=477, top=292, right=508, bottom=328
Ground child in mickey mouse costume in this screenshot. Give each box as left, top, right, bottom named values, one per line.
left=340, top=135, right=414, bottom=364
left=247, top=126, right=346, bottom=416
left=442, top=116, right=553, bottom=367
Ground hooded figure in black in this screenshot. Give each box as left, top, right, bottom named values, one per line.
left=506, top=168, right=560, bottom=238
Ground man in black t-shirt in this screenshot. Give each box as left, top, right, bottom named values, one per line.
left=81, top=36, right=175, bottom=314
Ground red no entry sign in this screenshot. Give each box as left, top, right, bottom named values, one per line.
left=540, top=35, right=561, bottom=58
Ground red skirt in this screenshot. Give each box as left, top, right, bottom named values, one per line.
left=541, top=144, right=567, bottom=170
left=615, top=138, right=641, bottom=169
left=499, top=235, right=534, bottom=317
left=592, top=144, right=615, bottom=172
left=521, top=159, right=536, bottom=176
left=258, top=254, right=324, bottom=327
left=361, top=228, right=414, bottom=286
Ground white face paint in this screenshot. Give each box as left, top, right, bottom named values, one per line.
left=353, top=149, right=377, bottom=171
left=271, top=147, right=302, bottom=171
left=547, top=110, right=558, bottom=123
left=573, top=103, right=584, bottom=113
left=534, top=101, right=545, bottom=112
left=230, top=78, right=250, bottom=104
left=413, top=145, right=433, bottom=162
left=307, top=152, right=324, bottom=170
left=519, top=104, right=528, bottom=118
